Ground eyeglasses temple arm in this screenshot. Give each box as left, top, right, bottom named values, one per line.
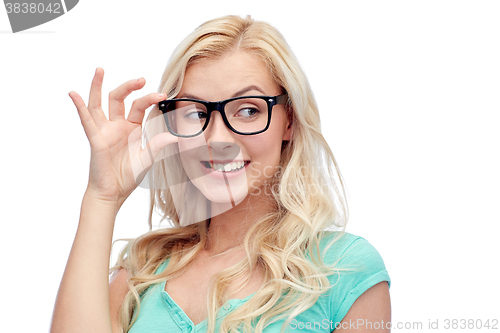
left=276, top=93, right=288, bottom=105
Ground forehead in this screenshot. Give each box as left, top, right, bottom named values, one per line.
left=179, top=51, right=281, bottom=100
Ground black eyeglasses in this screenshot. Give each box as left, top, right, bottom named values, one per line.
left=158, top=94, right=288, bottom=138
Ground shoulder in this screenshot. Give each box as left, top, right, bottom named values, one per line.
left=316, top=232, right=391, bottom=326
left=318, top=232, right=389, bottom=275
left=335, top=281, right=391, bottom=332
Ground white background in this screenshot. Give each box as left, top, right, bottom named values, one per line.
left=1, top=0, right=499, bottom=331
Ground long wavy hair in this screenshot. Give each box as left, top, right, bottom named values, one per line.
left=112, top=15, right=349, bottom=333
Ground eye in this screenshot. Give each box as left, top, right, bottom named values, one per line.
left=235, top=107, right=260, bottom=118
left=174, top=102, right=207, bottom=121
left=184, top=110, right=207, bottom=120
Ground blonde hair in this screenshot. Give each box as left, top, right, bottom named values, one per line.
left=112, top=15, right=348, bottom=333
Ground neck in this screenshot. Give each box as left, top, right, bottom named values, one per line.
left=204, top=193, right=274, bottom=255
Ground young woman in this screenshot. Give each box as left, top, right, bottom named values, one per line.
left=51, top=15, right=391, bottom=333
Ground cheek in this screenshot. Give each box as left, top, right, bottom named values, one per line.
left=247, top=129, right=286, bottom=157
left=245, top=137, right=283, bottom=175
left=177, top=139, right=207, bottom=175
left=177, top=136, right=208, bottom=156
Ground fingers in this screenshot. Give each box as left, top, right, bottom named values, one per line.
left=127, top=93, right=167, bottom=125
left=69, top=91, right=99, bottom=145
left=87, top=68, right=108, bottom=128
left=109, top=77, right=146, bottom=121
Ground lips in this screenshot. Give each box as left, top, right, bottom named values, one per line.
left=201, top=160, right=250, bottom=172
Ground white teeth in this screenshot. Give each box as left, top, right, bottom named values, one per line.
left=208, top=161, right=247, bottom=172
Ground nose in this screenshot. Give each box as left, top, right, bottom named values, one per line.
left=204, top=111, right=232, bottom=141
left=204, top=111, right=239, bottom=156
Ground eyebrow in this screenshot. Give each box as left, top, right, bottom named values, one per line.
left=177, top=85, right=267, bottom=101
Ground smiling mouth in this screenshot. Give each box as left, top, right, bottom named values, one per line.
left=201, top=161, right=250, bottom=172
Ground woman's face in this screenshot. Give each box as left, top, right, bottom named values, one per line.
left=175, top=51, right=291, bottom=211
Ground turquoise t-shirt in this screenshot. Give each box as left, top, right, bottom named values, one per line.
left=128, top=232, right=390, bottom=333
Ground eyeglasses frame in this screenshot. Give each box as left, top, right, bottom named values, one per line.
left=158, top=93, right=289, bottom=138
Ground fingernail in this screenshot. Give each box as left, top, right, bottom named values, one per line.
left=137, top=77, right=144, bottom=82
left=157, top=93, right=166, bottom=98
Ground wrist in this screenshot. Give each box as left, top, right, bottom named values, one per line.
left=83, top=187, right=120, bottom=208
left=83, top=186, right=131, bottom=217
left=78, top=188, right=121, bottom=231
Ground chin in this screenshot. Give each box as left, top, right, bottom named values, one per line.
left=192, top=178, right=249, bottom=205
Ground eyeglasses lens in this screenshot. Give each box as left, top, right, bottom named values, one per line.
left=165, top=97, right=269, bottom=136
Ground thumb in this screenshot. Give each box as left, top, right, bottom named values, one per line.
left=133, top=131, right=178, bottom=186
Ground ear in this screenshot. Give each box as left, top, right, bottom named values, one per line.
left=282, top=109, right=293, bottom=141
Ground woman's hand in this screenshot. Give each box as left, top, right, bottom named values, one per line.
left=69, top=68, right=177, bottom=205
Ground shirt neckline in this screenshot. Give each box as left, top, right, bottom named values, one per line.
left=160, top=280, right=255, bottom=330
left=157, top=258, right=256, bottom=330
